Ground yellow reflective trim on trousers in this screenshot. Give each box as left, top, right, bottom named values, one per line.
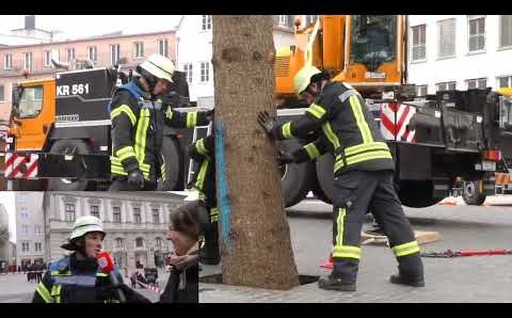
left=135, top=108, right=150, bottom=178
left=321, top=122, right=341, bottom=150
left=161, top=163, right=166, bottom=182
left=304, top=143, right=320, bottom=159
left=110, top=104, right=137, bottom=126
left=332, top=246, right=361, bottom=259
left=282, top=122, right=292, bottom=139
left=335, top=150, right=392, bottom=172
left=111, top=158, right=150, bottom=173
left=186, top=112, right=198, bottom=128
left=392, top=241, right=420, bottom=257
left=334, top=207, right=346, bottom=252
left=349, top=95, right=373, bottom=144
left=196, top=139, right=207, bottom=155
left=211, top=207, right=219, bottom=222
left=306, top=103, right=326, bottom=120
left=116, top=146, right=136, bottom=162
left=344, top=141, right=389, bottom=157
left=51, top=284, right=62, bottom=303
left=36, top=283, right=54, bottom=303
left=195, top=160, right=209, bottom=190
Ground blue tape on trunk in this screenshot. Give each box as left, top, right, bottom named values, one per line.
left=215, top=120, right=232, bottom=252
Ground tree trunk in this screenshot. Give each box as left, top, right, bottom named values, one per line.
left=212, top=15, right=299, bottom=290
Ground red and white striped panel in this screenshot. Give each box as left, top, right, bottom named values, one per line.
left=4, top=153, right=38, bottom=179
left=379, top=103, right=416, bottom=143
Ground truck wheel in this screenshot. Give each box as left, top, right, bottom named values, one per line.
left=462, top=180, right=486, bottom=206
left=48, top=139, right=92, bottom=191
left=159, top=136, right=184, bottom=191
left=398, top=180, right=443, bottom=208
left=279, top=139, right=314, bottom=208
left=313, top=153, right=335, bottom=204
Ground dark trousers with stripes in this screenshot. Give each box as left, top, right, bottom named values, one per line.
left=331, top=170, right=424, bottom=283
left=108, top=178, right=158, bottom=191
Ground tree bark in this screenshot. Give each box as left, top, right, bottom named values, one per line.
left=212, top=15, right=299, bottom=290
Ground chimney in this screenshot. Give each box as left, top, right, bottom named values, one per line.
left=25, top=15, right=35, bottom=30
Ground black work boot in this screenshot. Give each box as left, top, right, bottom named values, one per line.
left=389, top=273, right=425, bottom=287
left=318, top=274, right=356, bottom=291
left=391, top=253, right=425, bottom=287
left=199, top=222, right=220, bottom=265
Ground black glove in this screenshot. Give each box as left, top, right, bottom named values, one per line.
left=277, top=150, right=297, bottom=165
left=257, top=110, right=278, bottom=136
left=127, top=169, right=144, bottom=188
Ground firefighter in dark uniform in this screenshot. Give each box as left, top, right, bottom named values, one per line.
left=108, top=54, right=212, bottom=191
left=32, top=216, right=150, bottom=303
left=258, top=65, right=424, bottom=291
left=187, top=133, right=220, bottom=265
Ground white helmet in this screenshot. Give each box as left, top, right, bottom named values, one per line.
left=138, top=53, right=175, bottom=83
left=293, top=65, right=322, bottom=97
left=69, top=215, right=105, bottom=241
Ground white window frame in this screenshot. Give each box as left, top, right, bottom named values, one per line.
left=135, top=237, right=144, bottom=248
left=183, top=63, right=193, bottom=83
left=200, top=61, right=210, bottom=83
left=436, top=81, right=457, bottom=92
left=437, top=18, right=456, bottom=58
left=0, top=85, right=4, bottom=102
left=4, top=54, right=12, bottom=70
left=35, top=242, right=42, bottom=252
left=411, top=24, right=426, bottom=61
left=115, top=238, right=124, bottom=249
left=202, top=15, right=212, bottom=31
left=158, top=39, right=168, bottom=57
left=497, top=75, right=512, bottom=88
left=22, top=242, right=29, bottom=253
left=278, top=15, right=287, bottom=27
left=23, top=52, right=32, bottom=72
left=305, top=15, right=319, bottom=25
left=133, top=42, right=144, bottom=59
left=113, top=206, right=121, bottom=223
left=65, top=204, right=75, bottom=222
left=499, top=15, right=512, bottom=48
left=22, top=224, right=28, bottom=235
left=468, top=15, right=486, bottom=52
left=416, top=85, right=428, bottom=97
left=466, top=78, right=487, bottom=90
left=152, top=208, right=160, bottom=224
left=66, top=48, right=75, bottom=62
left=88, top=46, right=97, bottom=62
left=110, top=44, right=120, bottom=65
left=44, top=51, right=52, bottom=67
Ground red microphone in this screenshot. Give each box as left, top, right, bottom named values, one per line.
left=97, top=250, right=126, bottom=303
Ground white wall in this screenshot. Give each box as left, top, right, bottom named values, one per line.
left=408, top=15, right=512, bottom=94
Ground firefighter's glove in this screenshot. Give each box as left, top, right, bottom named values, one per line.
left=258, top=110, right=278, bottom=137
left=277, top=150, right=297, bottom=165
left=205, top=109, right=214, bottom=121
left=127, top=169, right=145, bottom=188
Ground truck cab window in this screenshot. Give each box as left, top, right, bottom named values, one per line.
left=18, top=86, right=43, bottom=118
left=350, top=15, right=397, bottom=71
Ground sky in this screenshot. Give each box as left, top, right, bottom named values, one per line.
left=0, top=15, right=183, bottom=41
left=0, top=192, right=15, bottom=243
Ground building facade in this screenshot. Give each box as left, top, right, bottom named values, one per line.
left=407, top=15, right=512, bottom=96
left=43, top=191, right=185, bottom=275
left=0, top=30, right=177, bottom=122
left=176, top=15, right=301, bottom=105
left=0, top=203, right=9, bottom=263
left=15, top=192, right=45, bottom=269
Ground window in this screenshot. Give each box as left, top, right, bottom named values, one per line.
left=35, top=242, right=42, bottom=252
left=466, top=78, right=487, bottom=89
left=88, top=46, right=97, bottom=62
left=44, top=51, right=52, bottom=67
left=500, top=15, right=512, bottom=48
left=21, top=209, right=28, bottom=219
left=24, top=52, right=32, bottom=72
left=202, top=15, right=212, bottom=30
left=66, top=48, right=75, bottom=62
left=200, top=61, right=210, bottom=83
left=22, top=242, right=29, bottom=253
left=114, top=238, right=124, bottom=249
left=22, top=224, right=28, bottom=235
left=113, top=206, right=121, bottom=223
left=90, top=205, right=100, bottom=218
left=0, top=85, right=4, bottom=102
left=65, top=204, right=75, bottom=222
left=498, top=75, right=512, bottom=88
left=4, top=54, right=12, bottom=70
left=438, top=19, right=456, bottom=58
left=158, top=39, right=168, bottom=57
left=416, top=85, right=428, bottom=97
left=468, top=16, right=485, bottom=52
left=110, top=44, right=120, bottom=65
left=412, top=25, right=426, bottom=60
left=133, top=42, right=144, bottom=58
left=278, top=15, right=287, bottom=27
left=133, top=208, right=142, bottom=224
left=436, top=81, right=457, bottom=92
left=155, top=238, right=163, bottom=251
left=152, top=209, right=160, bottom=224
left=305, top=15, right=319, bottom=25
left=136, top=237, right=144, bottom=248
left=183, top=63, right=193, bottom=83
left=18, top=86, right=43, bottom=118
left=34, top=225, right=42, bottom=236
